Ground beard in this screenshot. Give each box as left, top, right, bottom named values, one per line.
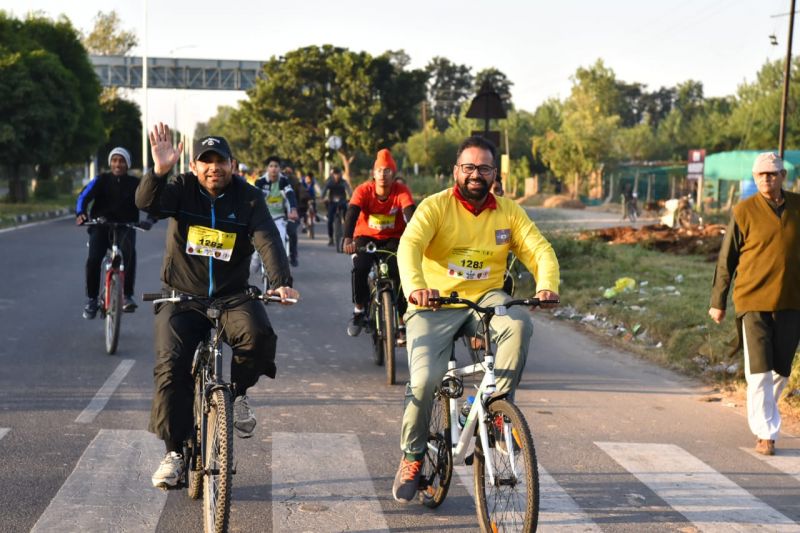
left=458, top=178, right=489, bottom=201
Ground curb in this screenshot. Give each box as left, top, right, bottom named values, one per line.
left=10, top=207, right=73, bottom=224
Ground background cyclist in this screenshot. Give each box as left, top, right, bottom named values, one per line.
left=341, top=149, right=415, bottom=342
left=320, top=167, right=351, bottom=246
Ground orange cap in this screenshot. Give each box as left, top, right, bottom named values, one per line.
left=374, top=149, right=397, bottom=172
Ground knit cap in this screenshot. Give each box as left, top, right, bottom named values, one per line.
left=374, top=149, right=397, bottom=172
left=752, top=152, right=784, bottom=174
left=108, top=147, right=132, bottom=168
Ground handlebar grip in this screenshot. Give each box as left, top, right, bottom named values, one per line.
left=142, top=293, right=165, bottom=302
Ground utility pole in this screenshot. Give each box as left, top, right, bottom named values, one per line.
left=779, top=0, right=796, bottom=158
left=141, top=0, right=148, bottom=171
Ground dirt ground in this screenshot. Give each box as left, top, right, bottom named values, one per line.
left=578, top=223, right=727, bottom=258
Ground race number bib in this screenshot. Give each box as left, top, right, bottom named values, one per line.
left=368, top=213, right=396, bottom=231
left=186, top=225, right=237, bottom=262
left=447, top=248, right=491, bottom=281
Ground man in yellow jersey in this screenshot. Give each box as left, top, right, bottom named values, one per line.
left=392, top=135, right=560, bottom=503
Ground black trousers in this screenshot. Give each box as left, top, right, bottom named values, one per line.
left=148, top=297, right=278, bottom=443
left=351, top=237, right=407, bottom=316
left=739, top=310, right=800, bottom=376
left=85, top=226, right=136, bottom=298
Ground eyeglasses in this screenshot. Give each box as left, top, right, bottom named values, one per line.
left=458, top=163, right=496, bottom=177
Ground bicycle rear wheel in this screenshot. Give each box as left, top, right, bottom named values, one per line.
left=473, top=399, right=538, bottom=533
left=307, top=210, right=315, bottom=239
left=369, top=298, right=384, bottom=366
left=104, top=270, right=122, bottom=355
left=203, top=388, right=233, bottom=533
left=186, top=366, right=205, bottom=500
left=420, top=391, right=452, bottom=508
left=381, top=290, right=396, bottom=385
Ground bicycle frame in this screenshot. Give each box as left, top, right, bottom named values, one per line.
left=102, top=241, right=125, bottom=311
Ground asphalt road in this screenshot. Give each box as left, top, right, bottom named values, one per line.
left=0, top=214, right=798, bottom=533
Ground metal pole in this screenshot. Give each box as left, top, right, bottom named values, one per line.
left=779, top=0, right=796, bottom=158
left=141, top=0, right=149, bottom=171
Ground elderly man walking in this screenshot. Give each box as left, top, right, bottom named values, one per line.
left=709, top=151, right=800, bottom=456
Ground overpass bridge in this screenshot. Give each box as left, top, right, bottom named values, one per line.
left=90, top=54, right=265, bottom=90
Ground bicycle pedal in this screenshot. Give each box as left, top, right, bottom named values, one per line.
left=465, top=453, right=474, bottom=466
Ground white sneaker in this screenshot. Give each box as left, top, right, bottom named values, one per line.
left=152, top=451, right=185, bottom=489
left=234, top=395, right=256, bottom=438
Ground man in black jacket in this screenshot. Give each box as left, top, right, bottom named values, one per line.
left=136, top=123, right=299, bottom=489
left=76, top=146, right=153, bottom=317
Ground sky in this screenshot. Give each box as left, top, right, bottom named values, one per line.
left=2, top=0, right=793, bottom=133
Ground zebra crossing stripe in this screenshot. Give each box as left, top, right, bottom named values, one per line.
left=0, top=428, right=9, bottom=441
left=75, top=359, right=135, bottom=424
left=271, top=432, right=389, bottom=532
left=30, top=429, right=166, bottom=533
left=538, top=465, right=603, bottom=532
left=742, top=447, right=800, bottom=483
left=596, top=442, right=799, bottom=532
left=454, top=463, right=601, bottom=531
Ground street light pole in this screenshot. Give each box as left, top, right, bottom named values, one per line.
left=779, top=0, right=796, bottom=158
left=141, top=0, right=148, bottom=171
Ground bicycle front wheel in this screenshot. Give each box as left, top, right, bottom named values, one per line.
left=333, top=214, right=344, bottom=252
left=104, top=271, right=122, bottom=354
left=203, top=388, right=233, bottom=533
left=307, top=211, right=315, bottom=239
left=369, top=299, right=384, bottom=366
left=186, top=366, right=205, bottom=500
left=381, top=290, right=396, bottom=385
left=474, top=399, right=538, bottom=533
left=420, top=391, right=452, bottom=508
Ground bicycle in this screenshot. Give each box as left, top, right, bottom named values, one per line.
left=303, top=199, right=316, bottom=240
left=358, top=242, right=400, bottom=385
left=143, top=287, right=297, bottom=533
left=84, top=219, right=144, bottom=355
left=419, top=292, right=558, bottom=533
left=331, top=198, right=348, bottom=252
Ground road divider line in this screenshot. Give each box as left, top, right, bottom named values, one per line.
left=272, top=432, right=389, bottom=532
left=30, top=429, right=166, bottom=533
left=742, top=447, right=800, bottom=483
left=597, top=441, right=798, bottom=532
left=75, top=359, right=135, bottom=424
left=0, top=428, right=9, bottom=441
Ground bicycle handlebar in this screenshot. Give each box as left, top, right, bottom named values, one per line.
left=429, top=291, right=559, bottom=313
left=355, top=242, right=396, bottom=256
left=83, top=218, right=148, bottom=231
left=143, top=288, right=298, bottom=306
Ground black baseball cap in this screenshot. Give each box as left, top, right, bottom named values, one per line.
left=193, top=136, right=233, bottom=161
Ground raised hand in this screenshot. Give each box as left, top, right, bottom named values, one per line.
left=149, top=122, right=184, bottom=176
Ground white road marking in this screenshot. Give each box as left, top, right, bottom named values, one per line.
left=597, top=442, right=800, bottom=532
left=272, top=432, right=389, bottom=532
left=30, top=429, right=166, bottom=533
left=0, top=428, right=9, bottom=441
left=742, top=447, right=800, bottom=483
left=75, top=359, right=135, bottom=424
left=455, top=462, right=600, bottom=531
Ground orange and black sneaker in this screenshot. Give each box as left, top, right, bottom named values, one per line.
left=392, top=456, right=423, bottom=503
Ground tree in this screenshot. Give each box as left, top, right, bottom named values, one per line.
left=81, top=11, right=137, bottom=55
left=97, top=96, right=142, bottom=170
left=474, top=67, right=513, bottom=109
left=426, top=56, right=473, bottom=131
left=0, top=12, right=101, bottom=201
left=240, top=45, right=427, bottom=178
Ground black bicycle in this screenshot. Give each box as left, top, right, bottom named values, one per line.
left=420, top=292, right=558, bottom=532
left=84, top=219, right=145, bottom=354
left=358, top=242, right=400, bottom=385
left=331, top=198, right=348, bottom=252
left=143, top=287, right=297, bottom=533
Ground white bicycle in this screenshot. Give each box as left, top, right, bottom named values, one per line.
left=419, top=292, right=558, bottom=532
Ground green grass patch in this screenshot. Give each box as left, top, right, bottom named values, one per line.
left=0, top=194, right=74, bottom=228
left=547, top=234, right=740, bottom=382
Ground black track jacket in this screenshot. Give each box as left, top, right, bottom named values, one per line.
left=136, top=171, right=292, bottom=297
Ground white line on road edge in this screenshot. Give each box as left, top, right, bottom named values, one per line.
left=597, top=442, right=799, bottom=532
left=0, top=428, right=9, bottom=441
left=75, top=359, right=135, bottom=424
left=30, top=429, right=166, bottom=533
left=455, top=463, right=601, bottom=532
left=0, top=214, right=72, bottom=234
left=742, top=447, right=800, bottom=483
left=272, top=432, right=389, bottom=532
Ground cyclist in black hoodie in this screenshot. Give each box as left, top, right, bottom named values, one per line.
left=136, top=123, right=299, bottom=489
